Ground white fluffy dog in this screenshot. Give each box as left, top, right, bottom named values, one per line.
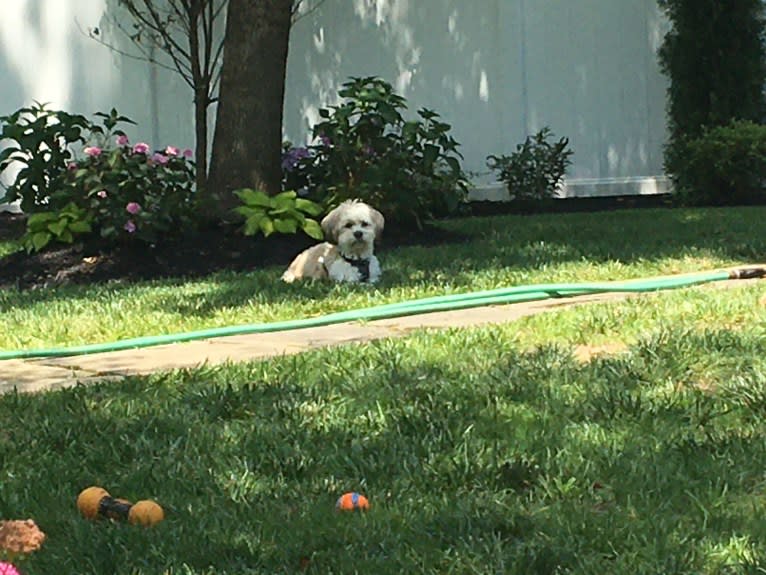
left=282, top=200, right=384, bottom=284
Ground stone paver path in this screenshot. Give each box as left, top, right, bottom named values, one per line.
left=2, top=272, right=762, bottom=395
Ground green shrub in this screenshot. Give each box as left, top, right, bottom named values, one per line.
left=669, top=120, right=766, bottom=206
left=0, top=102, right=92, bottom=213
left=61, top=129, right=197, bottom=245
left=233, top=189, right=323, bottom=239
left=487, top=127, right=573, bottom=201
left=1, top=105, right=199, bottom=250
left=658, top=0, right=766, bottom=195
left=284, top=76, right=468, bottom=228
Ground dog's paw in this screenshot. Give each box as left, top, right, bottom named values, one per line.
left=281, top=271, right=296, bottom=283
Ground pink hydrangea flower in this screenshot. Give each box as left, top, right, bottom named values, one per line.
left=164, top=145, right=179, bottom=156
left=126, top=202, right=141, bottom=215
left=151, top=153, right=169, bottom=165
left=116, top=134, right=129, bottom=146
left=124, top=220, right=137, bottom=233
left=97, top=190, right=108, bottom=199
left=84, top=146, right=102, bottom=157
left=182, top=148, right=193, bottom=158
left=0, top=562, right=21, bottom=575
left=67, top=162, right=78, bottom=171
left=132, top=142, right=150, bottom=154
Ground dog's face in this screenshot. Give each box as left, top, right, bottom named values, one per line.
left=321, top=200, right=384, bottom=258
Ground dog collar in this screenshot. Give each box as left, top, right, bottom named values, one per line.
left=341, top=255, right=371, bottom=282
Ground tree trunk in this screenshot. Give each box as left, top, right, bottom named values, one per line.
left=208, top=0, right=293, bottom=219
left=187, top=2, right=209, bottom=200
left=194, top=88, right=209, bottom=198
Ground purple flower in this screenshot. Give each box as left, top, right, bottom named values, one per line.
left=126, top=202, right=141, bottom=214
left=281, top=146, right=311, bottom=172
left=151, top=152, right=169, bottom=165
left=96, top=190, right=107, bottom=198
left=132, top=142, right=150, bottom=154
left=124, top=220, right=137, bottom=233
left=116, top=134, right=129, bottom=146
left=67, top=162, right=78, bottom=171
left=182, top=148, right=193, bottom=158
left=319, top=135, right=332, bottom=147
left=164, top=145, right=179, bottom=156
left=84, top=146, right=102, bottom=157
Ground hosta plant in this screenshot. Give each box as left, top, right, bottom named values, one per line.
left=233, top=189, right=324, bottom=239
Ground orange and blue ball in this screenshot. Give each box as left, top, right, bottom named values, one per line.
left=335, top=492, right=370, bottom=511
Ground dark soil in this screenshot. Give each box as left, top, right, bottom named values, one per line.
left=0, top=195, right=676, bottom=291
left=0, top=212, right=466, bottom=290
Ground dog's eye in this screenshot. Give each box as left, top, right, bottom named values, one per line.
left=360, top=221, right=369, bottom=227
left=345, top=222, right=354, bottom=228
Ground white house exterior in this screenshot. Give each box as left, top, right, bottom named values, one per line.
left=0, top=0, right=670, bottom=211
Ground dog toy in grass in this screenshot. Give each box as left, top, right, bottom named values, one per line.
left=335, top=492, right=370, bottom=511
left=76, top=486, right=164, bottom=526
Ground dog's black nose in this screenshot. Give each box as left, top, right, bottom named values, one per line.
left=354, top=230, right=363, bottom=239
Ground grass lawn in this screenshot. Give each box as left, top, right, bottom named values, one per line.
left=2, top=279, right=766, bottom=573
left=1, top=205, right=765, bottom=352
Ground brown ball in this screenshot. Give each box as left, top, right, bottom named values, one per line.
left=76, top=487, right=110, bottom=519
left=128, top=500, right=164, bottom=526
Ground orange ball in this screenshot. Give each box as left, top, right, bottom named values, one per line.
left=335, top=492, right=370, bottom=511
left=128, top=500, right=165, bottom=526
left=76, top=486, right=110, bottom=519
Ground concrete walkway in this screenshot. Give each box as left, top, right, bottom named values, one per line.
left=2, top=271, right=763, bottom=395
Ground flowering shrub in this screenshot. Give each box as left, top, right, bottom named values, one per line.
left=58, top=133, right=196, bottom=244
left=281, top=142, right=312, bottom=194
left=282, top=76, right=468, bottom=228
left=2, top=105, right=198, bottom=251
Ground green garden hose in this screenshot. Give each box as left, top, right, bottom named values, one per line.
left=0, top=268, right=761, bottom=361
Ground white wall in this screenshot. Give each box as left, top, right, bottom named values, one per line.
left=286, top=0, right=671, bottom=197
left=0, top=0, right=671, bottom=211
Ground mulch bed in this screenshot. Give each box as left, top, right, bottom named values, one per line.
left=0, top=212, right=465, bottom=290
left=0, top=195, right=677, bottom=291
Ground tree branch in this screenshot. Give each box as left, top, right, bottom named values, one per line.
left=75, top=17, right=192, bottom=84
left=292, top=0, right=327, bottom=23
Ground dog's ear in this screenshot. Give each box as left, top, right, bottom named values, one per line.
left=321, top=204, right=342, bottom=243
left=369, top=207, right=385, bottom=239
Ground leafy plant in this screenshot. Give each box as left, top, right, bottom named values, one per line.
left=487, top=127, right=573, bottom=201
left=61, top=130, right=197, bottom=244
left=0, top=102, right=93, bottom=212
left=285, top=76, right=468, bottom=228
left=233, top=189, right=323, bottom=239
left=0, top=103, right=199, bottom=247
left=658, top=0, right=766, bottom=195
left=668, top=119, right=766, bottom=206
left=658, top=0, right=766, bottom=144
left=21, top=202, right=92, bottom=253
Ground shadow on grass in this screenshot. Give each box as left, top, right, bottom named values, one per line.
left=2, top=206, right=765, bottom=320
left=147, top=205, right=766, bottom=318
left=4, top=326, right=766, bottom=573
